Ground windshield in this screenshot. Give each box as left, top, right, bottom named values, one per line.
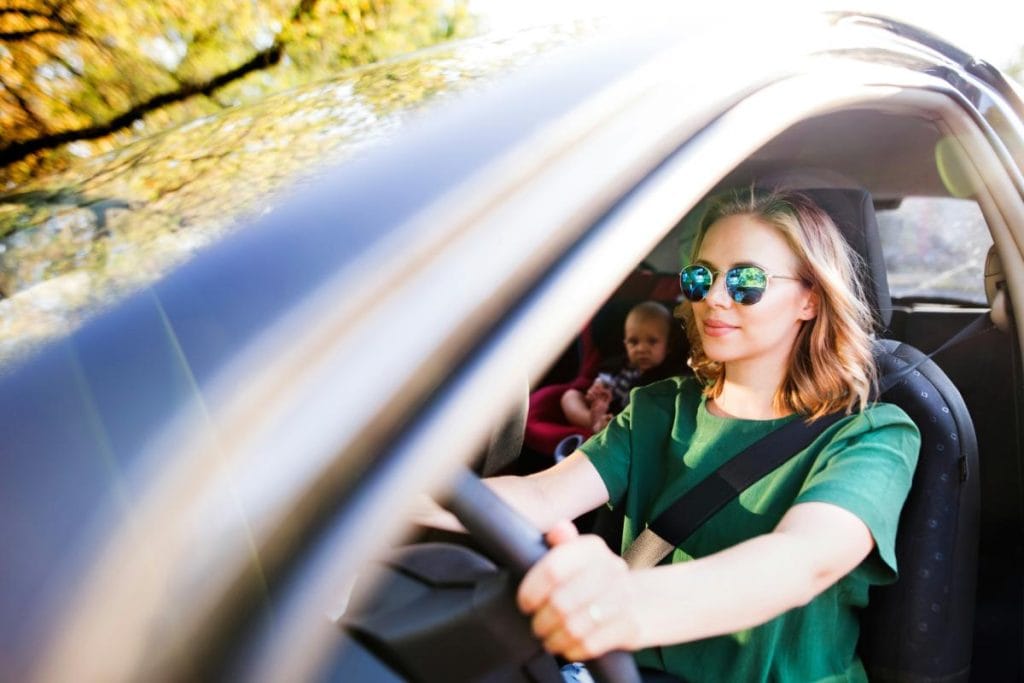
left=0, top=25, right=579, bottom=371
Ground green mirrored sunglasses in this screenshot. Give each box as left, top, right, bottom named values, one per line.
left=679, top=263, right=803, bottom=305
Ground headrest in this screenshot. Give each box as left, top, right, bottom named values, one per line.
left=800, top=188, right=893, bottom=330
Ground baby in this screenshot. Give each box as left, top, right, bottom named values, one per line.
left=560, top=300, right=673, bottom=433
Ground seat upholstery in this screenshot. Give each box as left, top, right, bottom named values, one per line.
left=860, top=339, right=980, bottom=682
left=802, top=188, right=980, bottom=682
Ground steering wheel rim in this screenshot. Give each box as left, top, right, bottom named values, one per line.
left=444, top=468, right=642, bottom=683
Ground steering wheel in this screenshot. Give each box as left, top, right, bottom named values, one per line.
left=444, top=469, right=642, bottom=683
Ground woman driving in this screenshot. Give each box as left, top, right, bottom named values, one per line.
left=432, top=187, right=919, bottom=682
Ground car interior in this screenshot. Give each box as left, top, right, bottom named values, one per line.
left=328, top=100, right=1023, bottom=682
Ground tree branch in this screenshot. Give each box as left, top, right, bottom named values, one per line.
left=0, top=3, right=80, bottom=31
left=0, top=7, right=60, bottom=20
left=0, top=42, right=285, bottom=166
left=0, top=71, right=47, bottom=132
left=0, top=27, right=72, bottom=41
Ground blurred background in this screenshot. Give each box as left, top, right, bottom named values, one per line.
left=0, top=0, right=1021, bottom=368
left=0, top=0, right=475, bottom=188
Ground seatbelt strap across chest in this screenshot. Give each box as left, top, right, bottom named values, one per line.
left=622, top=411, right=844, bottom=568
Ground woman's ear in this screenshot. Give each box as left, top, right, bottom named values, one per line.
left=798, top=289, right=819, bottom=321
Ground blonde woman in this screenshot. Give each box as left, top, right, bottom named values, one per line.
left=428, top=188, right=920, bottom=682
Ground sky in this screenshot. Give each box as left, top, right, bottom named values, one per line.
left=468, top=0, right=1024, bottom=71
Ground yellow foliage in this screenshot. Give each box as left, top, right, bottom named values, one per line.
left=0, top=0, right=475, bottom=186
left=0, top=21, right=583, bottom=367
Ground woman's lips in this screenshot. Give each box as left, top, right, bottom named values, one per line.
left=702, top=319, right=737, bottom=337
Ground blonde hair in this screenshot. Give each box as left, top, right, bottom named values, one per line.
left=680, top=187, right=877, bottom=419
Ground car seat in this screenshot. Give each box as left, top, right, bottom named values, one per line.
left=523, top=269, right=687, bottom=458
left=800, top=187, right=980, bottom=682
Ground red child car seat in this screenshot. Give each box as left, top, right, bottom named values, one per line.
left=523, top=268, right=687, bottom=456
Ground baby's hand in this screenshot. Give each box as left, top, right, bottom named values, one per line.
left=585, top=379, right=612, bottom=405
left=587, top=383, right=612, bottom=432
left=591, top=412, right=613, bottom=433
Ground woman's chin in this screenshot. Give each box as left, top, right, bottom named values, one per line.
left=703, top=346, right=747, bottom=366
left=700, top=340, right=731, bottom=362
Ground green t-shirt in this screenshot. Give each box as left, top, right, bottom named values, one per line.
left=581, top=376, right=920, bottom=683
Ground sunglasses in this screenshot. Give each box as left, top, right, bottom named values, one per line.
left=679, top=263, right=803, bottom=305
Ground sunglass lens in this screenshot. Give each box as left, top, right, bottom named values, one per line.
left=726, top=266, right=768, bottom=305
left=680, top=265, right=713, bottom=302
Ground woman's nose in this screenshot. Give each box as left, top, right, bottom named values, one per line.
left=704, top=276, right=732, bottom=307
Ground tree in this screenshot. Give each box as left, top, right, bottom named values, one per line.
left=0, top=18, right=578, bottom=368
left=0, top=0, right=472, bottom=186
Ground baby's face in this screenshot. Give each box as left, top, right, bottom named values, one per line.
left=624, top=314, right=669, bottom=371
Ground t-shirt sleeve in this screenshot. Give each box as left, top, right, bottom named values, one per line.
left=794, top=403, right=921, bottom=583
left=579, top=399, right=634, bottom=506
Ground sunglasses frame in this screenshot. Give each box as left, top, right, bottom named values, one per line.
left=679, top=263, right=804, bottom=305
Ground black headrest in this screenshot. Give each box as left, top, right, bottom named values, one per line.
left=800, top=188, right=893, bottom=330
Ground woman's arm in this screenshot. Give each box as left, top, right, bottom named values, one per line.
left=489, top=450, right=611, bottom=530
left=517, top=501, right=874, bottom=661
left=411, top=450, right=611, bottom=534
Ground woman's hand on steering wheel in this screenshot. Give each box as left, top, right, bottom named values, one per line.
left=518, top=520, right=644, bottom=662
left=445, top=471, right=642, bottom=683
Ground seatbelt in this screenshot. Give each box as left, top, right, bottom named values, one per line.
left=876, top=312, right=993, bottom=395
left=621, top=412, right=843, bottom=568
left=622, top=312, right=995, bottom=569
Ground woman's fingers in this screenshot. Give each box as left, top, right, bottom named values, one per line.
left=546, top=518, right=579, bottom=545
left=517, top=521, right=586, bottom=613
left=517, top=521, right=636, bottom=658
left=543, top=610, right=632, bottom=662
left=530, top=558, right=614, bottom=636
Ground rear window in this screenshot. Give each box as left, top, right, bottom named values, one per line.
left=875, top=197, right=991, bottom=305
